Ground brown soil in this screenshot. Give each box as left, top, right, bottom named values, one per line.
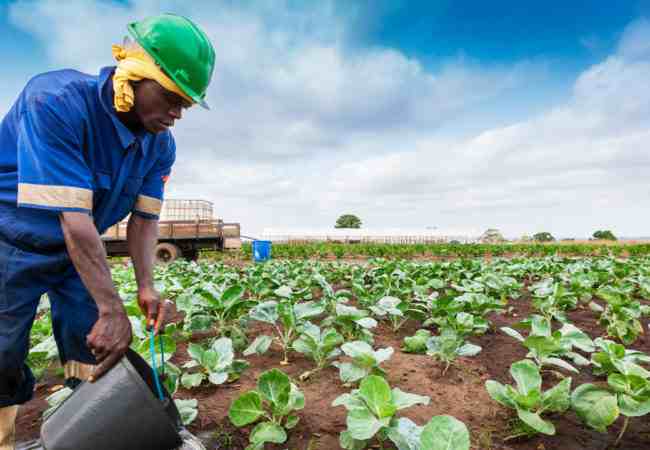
left=15, top=293, right=650, bottom=450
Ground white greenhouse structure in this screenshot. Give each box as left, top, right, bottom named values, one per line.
left=260, top=228, right=481, bottom=244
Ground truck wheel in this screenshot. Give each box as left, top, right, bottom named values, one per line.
left=155, top=243, right=180, bottom=264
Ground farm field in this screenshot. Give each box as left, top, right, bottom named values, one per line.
left=17, top=254, right=650, bottom=450
left=233, top=242, right=650, bottom=260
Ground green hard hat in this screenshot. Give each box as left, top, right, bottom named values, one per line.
left=127, top=13, right=216, bottom=109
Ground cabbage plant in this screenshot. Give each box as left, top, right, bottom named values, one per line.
left=195, top=284, right=253, bottom=349
left=229, top=369, right=304, bottom=450
left=181, top=337, right=249, bottom=388
left=450, top=292, right=506, bottom=317
left=388, top=416, right=471, bottom=450
left=596, top=285, right=645, bottom=345
left=369, top=296, right=421, bottom=332
left=175, top=399, right=199, bottom=426
left=29, top=335, right=58, bottom=380
left=486, top=359, right=571, bottom=439
left=402, top=329, right=431, bottom=354
left=437, top=311, right=489, bottom=337
left=332, top=341, right=394, bottom=385
left=426, top=328, right=482, bottom=375
left=501, top=315, right=594, bottom=374
left=313, top=272, right=353, bottom=314
left=421, top=293, right=502, bottom=332
left=572, top=338, right=650, bottom=445
left=530, top=280, right=578, bottom=323
left=590, top=337, right=650, bottom=377
left=572, top=374, right=650, bottom=445
left=321, top=303, right=377, bottom=344
left=332, top=375, right=470, bottom=450
left=247, top=299, right=324, bottom=364
left=292, top=322, right=344, bottom=380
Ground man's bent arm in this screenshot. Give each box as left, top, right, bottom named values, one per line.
left=127, top=214, right=166, bottom=331
left=59, top=211, right=132, bottom=380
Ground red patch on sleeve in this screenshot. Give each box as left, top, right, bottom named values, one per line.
left=162, top=175, right=170, bottom=184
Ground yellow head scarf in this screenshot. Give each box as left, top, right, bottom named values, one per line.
left=111, top=39, right=193, bottom=112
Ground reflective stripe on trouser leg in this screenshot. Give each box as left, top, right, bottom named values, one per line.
left=63, top=361, right=95, bottom=381
left=0, top=405, right=18, bottom=450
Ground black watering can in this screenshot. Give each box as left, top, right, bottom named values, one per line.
left=40, top=349, right=182, bottom=450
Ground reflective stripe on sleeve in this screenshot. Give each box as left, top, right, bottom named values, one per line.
left=17, top=183, right=93, bottom=210
left=134, top=194, right=162, bottom=216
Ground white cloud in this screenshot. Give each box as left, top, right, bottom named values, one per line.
left=6, top=1, right=650, bottom=238
left=321, top=18, right=650, bottom=238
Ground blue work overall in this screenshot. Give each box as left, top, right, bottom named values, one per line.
left=0, top=67, right=175, bottom=407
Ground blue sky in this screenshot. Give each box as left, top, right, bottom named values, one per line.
left=340, top=0, right=650, bottom=135
left=2, top=0, right=650, bottom=238
left=348, top=1, right=643, bottom=62
left=2, top=1, right=643, bottom=79
left=0, top=2, right=43, bottom=77
left=0, top=0, right=639, bottom=114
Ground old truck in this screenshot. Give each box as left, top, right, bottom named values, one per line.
left=101, top=199, right=241, bottom=263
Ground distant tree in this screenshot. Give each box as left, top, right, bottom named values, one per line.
left=520, top=234, right=532, bottom=242
left=593, top=230, right=617, bottom=241
left=335, top=214, right=362, bottom=229
left=480, top=228, right=506, bottom=243
left=533, top=232, right=555, bottom=242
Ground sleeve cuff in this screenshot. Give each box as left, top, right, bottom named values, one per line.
left=132, top=210, right=160, bottom=220
left=133, top=194, right=162, bottom=217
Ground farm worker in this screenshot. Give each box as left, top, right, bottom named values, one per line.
left=0, top=14, right=215, bottom=450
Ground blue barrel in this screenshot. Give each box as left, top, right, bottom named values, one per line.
left=252, top=240, right=272, bottom=262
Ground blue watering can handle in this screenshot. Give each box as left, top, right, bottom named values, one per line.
left=149, top=328, right=165, bottom=401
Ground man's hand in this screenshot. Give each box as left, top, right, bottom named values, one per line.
left=137, top=286, right=168, bottom=334
left=86, top=305, right=133, bottom=381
